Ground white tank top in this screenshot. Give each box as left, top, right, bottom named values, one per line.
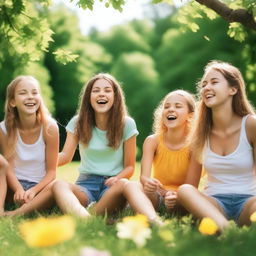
left=0, top=121, right=46, bottom=183
left=203, top=115, right=256, bottom=195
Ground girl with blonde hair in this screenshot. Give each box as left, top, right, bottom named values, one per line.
left=0, top=75, right=59, bottom=215
left=140, top=89, right=197, bottom=212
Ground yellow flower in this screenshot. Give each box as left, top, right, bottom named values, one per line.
left=250, top=212, right=256, bottom=222
left=19, top=215, right=76, bottom=247
left=198, top=217, right=218, bottom=235
left=158, top=229, right=174, bottom=242
left=116, top=214, right=151, bottom=247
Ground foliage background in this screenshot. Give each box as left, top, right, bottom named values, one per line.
left=0, top=0, right=255, bottom=158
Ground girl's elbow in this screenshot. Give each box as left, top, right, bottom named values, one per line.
left=58, top=156, right=71, bottom=166
left=127, top=166, right=135, bottom=179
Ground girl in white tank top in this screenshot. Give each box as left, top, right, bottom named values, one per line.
left=0, top=76, right=59, bottom=216
left=178, top=61, right=256, bottom=232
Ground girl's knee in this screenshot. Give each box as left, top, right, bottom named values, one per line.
left=177, top=184, right=195, bottom=198
left=0, top=156, right=8, bottom=173
left=116, top=178, right=129, bottom=187
left=52, top=180, right=69, bottom=193
left=111, top=178, right=130, bottom=193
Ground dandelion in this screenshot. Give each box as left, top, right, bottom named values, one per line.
left=116, top=214, right=152, bottom=247
left=250, top=212, right=256, bottom=222
left=19, top=215, right=76, bottom=247
left=80, top=247, right=111, bottom=256
left=198, top=217, right=218, bottom=235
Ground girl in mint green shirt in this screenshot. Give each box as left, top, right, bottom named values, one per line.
left=53, top=73, right=160, bottom=222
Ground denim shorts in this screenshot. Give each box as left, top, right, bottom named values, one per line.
left=75, top=173, right=110, bottom=204
left=211, top=193, right=253, bottom=221
left=19, top=179, right=38, bottom=191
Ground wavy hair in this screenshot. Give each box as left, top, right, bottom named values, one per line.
left=76, top=73, right=127, bottom=149
left=4, top=75, right=51, bottom=159
left=191, top=60, right=255, bottom=162
left=153, top=89, right=196, bottom=136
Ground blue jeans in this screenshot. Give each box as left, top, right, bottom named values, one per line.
left=211, top=193, right=253, bottom=221
left=76, top=173, right=110, bottom=204
left=19, top=179, right=38, bottom=191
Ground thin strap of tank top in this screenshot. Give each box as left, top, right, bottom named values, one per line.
left=206, top=114, right=251, bottom=150
left=240, top=114, right=251, bottom=147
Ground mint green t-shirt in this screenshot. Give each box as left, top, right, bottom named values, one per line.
left=66, top=116, right=139, bottom=176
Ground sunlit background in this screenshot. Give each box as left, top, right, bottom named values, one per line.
left=1, top=0, right=255, bottom=158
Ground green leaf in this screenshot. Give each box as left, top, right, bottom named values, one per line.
left=189, top=22, right=199, bottom=32
left=227, top=22, right=247, bottom=42
left=53, top=49, right=79, bottom=65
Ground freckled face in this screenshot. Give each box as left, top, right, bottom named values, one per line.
left=90, top=79, right=114, bottom=114
left=162, top=93, right=190, bottom=129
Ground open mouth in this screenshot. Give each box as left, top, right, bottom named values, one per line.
left=25, top=103, right=36, bottom=107
left=167, top=115, right=177, bottom=121
left=97, top=99, right=108, bottom=104
left=205, top=94, right=215, bottom=99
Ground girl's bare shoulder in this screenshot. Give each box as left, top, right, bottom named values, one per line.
left=245, top=114, right=256, bottom=143
left=44, top=118, right=59, bottom=138
left=144, top=134, right=159, bottom=147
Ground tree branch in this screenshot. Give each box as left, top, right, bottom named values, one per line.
left=195, top=0, right=256, bottom=30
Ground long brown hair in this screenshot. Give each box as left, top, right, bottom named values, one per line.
left=76, top=73, right=127, bottom=149
left=4, top=75, right=51, bottom=159
left=153, top=89, right=196, bottom=135
left=191, top=60, right=255, bottom=162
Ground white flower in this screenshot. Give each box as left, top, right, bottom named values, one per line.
left=116, top=214, right=152, bottom=247
left=80, top=247, right=111, bottom=256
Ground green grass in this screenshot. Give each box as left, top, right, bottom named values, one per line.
left=1, top=162, right=256, bottom=256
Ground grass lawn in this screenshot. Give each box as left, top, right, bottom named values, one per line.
left=1, top=162, right=256, bottom=256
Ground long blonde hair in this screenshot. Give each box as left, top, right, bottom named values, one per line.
left=76, top=73, right=127, bottom=149
left=153, top=89, right=196, bottom=135
left=4, top=75, right=51, bottom=159
left=191, top=60, right=255, bottom=162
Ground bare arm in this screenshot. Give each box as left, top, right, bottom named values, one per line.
left=24, top=121, right=59, bottom=202
left=140, top=135, right=164, bottom=195
left=0, top=127, right=25, bottom=203
left=185, top=152, right=202, bottom=188
left=105, top=135, right=137, bottom=186
left=246, top=115, right=256, bottom=169
left=58, top=131, right=78, bottom=166
left=140, top=135, right=158, bottom=185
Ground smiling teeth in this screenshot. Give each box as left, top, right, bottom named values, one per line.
left=167, top=115, right=177, bottom=120
left=97, top=99, right=108, bottom=104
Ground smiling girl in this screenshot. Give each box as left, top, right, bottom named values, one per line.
left=140, top=90, right=196, bottom=213
left=0, top=75, right=59, bottom=215
left=52, top=73, right=160, bottom=222
left=178, top=61, right=256, bottom=231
